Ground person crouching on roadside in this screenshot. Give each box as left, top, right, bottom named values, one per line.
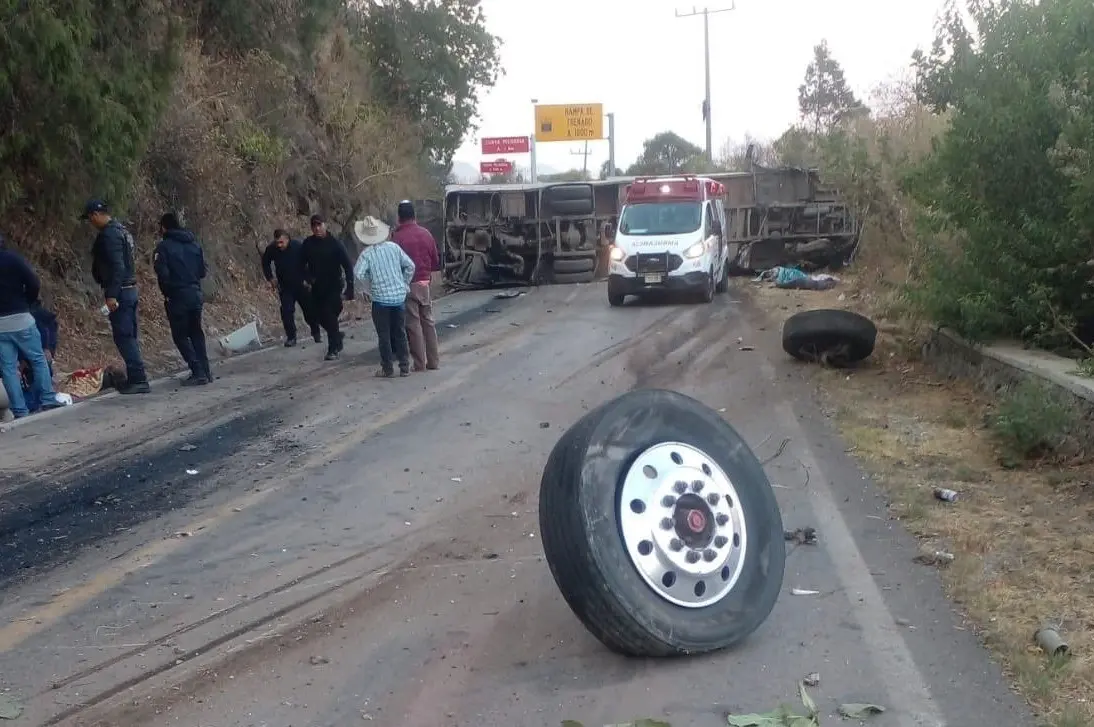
left=154, top=213, right=212, bottom=386
left=352, top=216, right=415, bottom=378
left=0, top=234, right=63, bottom=418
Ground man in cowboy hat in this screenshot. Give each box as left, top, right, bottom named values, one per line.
left=352, top=216, right=415, bottom=378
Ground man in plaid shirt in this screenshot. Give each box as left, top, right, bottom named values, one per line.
left=352, top=216, right=416, bottom=377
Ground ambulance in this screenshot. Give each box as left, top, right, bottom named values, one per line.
left=606, top=175, right=730, bottom=306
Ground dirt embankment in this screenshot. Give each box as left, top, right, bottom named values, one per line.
left=7, top=31, right=429, bottom=378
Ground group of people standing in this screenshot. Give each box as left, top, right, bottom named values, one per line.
left=0, top=197, right=442, bottom=420
left=262, top=201, right=440, bottom=376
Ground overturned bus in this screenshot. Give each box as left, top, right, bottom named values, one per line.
left=441, top=164, right=858, bottom=290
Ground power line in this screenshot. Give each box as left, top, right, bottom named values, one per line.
left=675, top=4, right=735, bottom=162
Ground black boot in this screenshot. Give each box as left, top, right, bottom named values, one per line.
left=119, top=380, right=150, bottom=394
left=285, top=337, right=297, bottom=347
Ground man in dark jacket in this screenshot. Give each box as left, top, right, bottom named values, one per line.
left=262, top=229, right=320, bottom=347
left=0, top=236, right=63, bottom=418
left=300, top=215, right=354, bottom=361
left=154, top=213, right=211, bottom=386
left=85, top=199, right=149, bottom=394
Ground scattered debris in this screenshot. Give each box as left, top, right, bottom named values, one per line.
left=494, top=290, right=527, bottom=299
left=784, top=527, right=818, bottom=545
left=803, top=672, right=821, bottom=687
left=540, top=422, right=550, bottom=428
left=933, top=487, right=958, bottom=503
left=1034, top=626, right=1069, bottom=658
left=0, top=695, right=22, bottom=719
left=185, top=468, right=198, bottom=475
left=913, top=550, right=954, bottom=567
left=790, top=588, right=820, bottom=596
left=837, top=704, right=885, bottom=719
left=756, top=266, right=839, bottom=291
left=178, top=443, right=197, bottom=452
left=782, top=309, right=877, bottom=367
left=727, top=681, right=818, bottom=726
left=451, top=476, right=462, bottom=483
left=308, top=655, right=330, bottom=665
left=173, top=531, right=193, bottom=538
left=726, top=682, right=885, bottom=726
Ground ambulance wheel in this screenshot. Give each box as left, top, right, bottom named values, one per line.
left=715, top=260, right=729, bottom=293
left=538, top=389, right=786, bottom=657
left=699, top=269, right=716, bottom=303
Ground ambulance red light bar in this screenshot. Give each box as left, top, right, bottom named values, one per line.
left=625, top=176, right=725, bottom=202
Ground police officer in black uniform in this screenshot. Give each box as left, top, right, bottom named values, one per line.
left=154, top=213, right=211, bottom=386
left=262, top=228, right=321, bottom=347
left=85, top=199, right=150, bottom=394
left=301, top=215, right=354, bottom=361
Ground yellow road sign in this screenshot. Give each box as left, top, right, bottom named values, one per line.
left=534, top=103, right=604, bottom=142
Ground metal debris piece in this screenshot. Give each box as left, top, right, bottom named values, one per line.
left=784, top=527, right=818, bottom=545
left=178, top=443, right=197, bottom=451
left=790, top=587, right=820, bottom=596
left=802, top=672, right=820, bottom=687
left=933, top=487, right=958, bottom=503
left=309, top=655, right=330, bottom=665
left=1034, top=627, right=1069, bottom=658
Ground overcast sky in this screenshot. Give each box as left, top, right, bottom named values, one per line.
left=454, top=0, right=947, bottom=176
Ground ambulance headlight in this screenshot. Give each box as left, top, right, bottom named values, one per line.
left=683, top=240, right=706, bottom=259
left=609, top=245, right=626, bottom=262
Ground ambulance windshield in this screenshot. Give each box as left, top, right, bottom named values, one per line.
left=618, top=202, right=701, bottom=236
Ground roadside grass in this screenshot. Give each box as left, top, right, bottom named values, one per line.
left=743, top=276, right=1094, bottom=727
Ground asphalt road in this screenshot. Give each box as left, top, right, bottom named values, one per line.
left=0, top=282, right=1031, bottom=727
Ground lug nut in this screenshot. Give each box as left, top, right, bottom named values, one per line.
left=660, top=517, right=674, bottom=530
left=661, top=495, right=676, bottom=508
left=703, top=549, right=717, bottom=562
left=714, top=535, right=729, bottom=548
left=669, top=538, right=683, bottom=551
left=706, top=493, right=720, bottom=506
left=691, top=480, right=704, bottom=492
left=673, top=481, right=687, bottom=494
left=716, top=513, right=729, bottom=526
left=685, top=551, right=700, bottom=564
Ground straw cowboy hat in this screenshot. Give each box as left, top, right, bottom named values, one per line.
left=353, top=216, right=390, bottom=246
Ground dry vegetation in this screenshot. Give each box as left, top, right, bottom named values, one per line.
left=3, top=2, right=476, bottom=378
left=744, top=74, right=1094, bottom=727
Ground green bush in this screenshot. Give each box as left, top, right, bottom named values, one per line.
left=989, top=379, right=1076, bottom=463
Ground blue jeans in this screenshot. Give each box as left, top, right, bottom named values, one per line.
left=109, top=287, right=148, bottom=384
left=0, top=323, right=58, bottom=417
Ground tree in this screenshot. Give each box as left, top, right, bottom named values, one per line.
left=798, top=40, right=866, bottom=134
left=716, top=135, right=778, bottom=171
left=626, top=132, right=704, bottom=175
left=905, top=0, right=1094, bottom=346
left=0, top=1, right=181, bottom=223
left=355, top=0, right=502, bottom=169
left=599, top=160, right=624, bottom=179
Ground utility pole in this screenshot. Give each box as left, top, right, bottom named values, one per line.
left=570, top=141, right=591, bottom=179
left=607, top=112, right=616, bottom=177
left=530, top=97, right=539, bottom=183
left=676, top=4, right=735, bottom=163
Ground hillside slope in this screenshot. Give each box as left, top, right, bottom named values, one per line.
left=0, top=0, right=499, bottom=375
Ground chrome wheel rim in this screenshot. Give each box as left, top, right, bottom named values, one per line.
left=618, top=442, right=748, bottom=608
